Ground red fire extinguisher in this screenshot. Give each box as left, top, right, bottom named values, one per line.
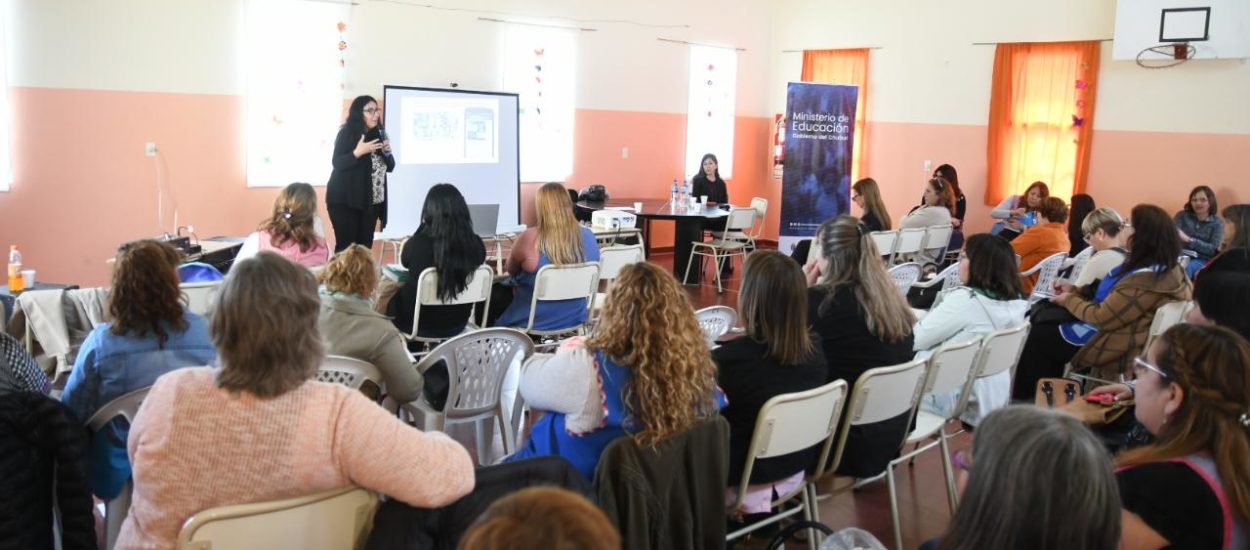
left=772, top=114, right=785, bottom=179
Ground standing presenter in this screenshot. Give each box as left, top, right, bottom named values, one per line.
left=326, top=95, right=395, bottom=251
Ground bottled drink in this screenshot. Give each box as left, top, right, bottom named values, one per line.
left=8, top=245, right=22, bottom=292
left=670, top=179, right=678, bottom=205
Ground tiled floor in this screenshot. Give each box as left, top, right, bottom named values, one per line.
left=652, top=249, right=966, bottom=550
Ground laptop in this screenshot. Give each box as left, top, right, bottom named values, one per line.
left=467, top=204, right=500, bottom=237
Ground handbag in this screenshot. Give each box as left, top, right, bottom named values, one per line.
left=1027, top=299, right=1077, bottom=325
left=1034, top=378, right=1132, bottom=425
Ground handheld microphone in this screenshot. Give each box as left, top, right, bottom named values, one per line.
left=377, top=126, right=391, bottom=156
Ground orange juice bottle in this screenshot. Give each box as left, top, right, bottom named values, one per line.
left=7, top=245, right=22, bottom=292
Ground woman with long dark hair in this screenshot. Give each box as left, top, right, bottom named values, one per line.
left=61, top=240, right=216, bottom=501
left=1068, top=194, right=1097, bottom=257
left=1203, top=203, right=1250, bottom=275
left=933, top=164, right=966, bottom=249
left=691, top=153, right=729, bottom=204
left=389, top=184, right=487, bottom=338
left=326, top=95, right=394, bottom=251
left=1014, top=204, right=1192, bottom=398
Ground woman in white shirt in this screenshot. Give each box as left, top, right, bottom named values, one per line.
left=1071, top=207, right=1129, bottom=287
left=916, top=233, right=1029, bottom=425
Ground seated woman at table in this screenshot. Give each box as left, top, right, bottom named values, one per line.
left=388, top=183, right=487, bottom=339
left=692, top=153, right=730, bottom=237
left=494, top=183, right=600, bottom=332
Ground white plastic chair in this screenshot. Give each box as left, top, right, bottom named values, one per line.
left=401, top=328, right=534, bottom=465
left=967, top=323, right=1032, bottom=409
left=890, top=228, right=927, bottom=265
left=809, top=357, right=929, bottom=540
left=887, top=339, right=982, bottom=548
left=686, top=207, right=758, bottom=293
left=714, top=197, right=769, bottom=248
left=920, top=225, right=953, bottom=264
left=180, top=281, right=222, bottom=317
left=727, top=379, right=848, bottom=543
left=1021, top=252, right=1069, bottom=303
left=86, top=387, right=152, bottom=550
left=317, top=355, right=386, bottom=403
left=695, top=305, right=737, bottom=345
left=593, top=245, right=646, bottom=316
left=869, top=230, right=899, bottom=261
left=910, top=263, right=963, bottom=301
left=176, top=486, right=377, bottom=550
left=1144, top=301, right=1194, bottom=352
left=887, top=263, right=923, bottom=297
left=408, top=265, right=494, bottom=344
left=523, top=263, right=601, bottom=338
left=1065, top=246, right=1096, bottom=281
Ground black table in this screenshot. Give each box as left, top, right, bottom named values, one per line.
left=576, top=198, right=728, bottom=284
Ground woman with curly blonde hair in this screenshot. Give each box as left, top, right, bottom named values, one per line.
left=61, top=239, right=216, bottom=500
left=237, top=182, right=330, bottom=267
left=507, top=261, right=723, bottom=479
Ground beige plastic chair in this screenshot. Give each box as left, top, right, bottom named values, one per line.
left=593, top=244, right=646, bottom=318
left=317, top=355, right=385, bottom=403
left=1021, top=252, right=1069, bottom=303
left=402, top=328, right=534, bottom=465
left=695, top=305, right=737, bottom=345
left=911, top=262, right=963, bottom=303
left=522, top=263, right=601, bottom=338
left=685, top=207, right=757, bottom=293
left=920, top=225, right=954, bottom=264
left=713, top=197, right=769, bottom=249
left=966, top=323, right=1032, bottom=409
left=890, top=228, right=927, bottom=265
left=1144, top=300, right=1194, bottom=352
left=727, top=379, right=848, bottom=544
left=869, top=230, right=899, bottom=261
left=408, top=265, right=494, bottom=344
left=886, top=338, right=982, bottom=549
left=887, top=262, right=923, bottom=297
left=176, top=486, right=378, bottom=550
left=809, top=357, right=928, bottom=546
left=86, top=386, right=152, bottom=550
left=180, top=281, right=222, bottom=317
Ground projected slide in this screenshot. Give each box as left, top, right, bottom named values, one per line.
left=399, top=96, right=499, bottom=164
left=382, top=86, right=520, bottom=239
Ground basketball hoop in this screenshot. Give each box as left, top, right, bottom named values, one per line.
left=1136, top=42, right=1196, bottom=69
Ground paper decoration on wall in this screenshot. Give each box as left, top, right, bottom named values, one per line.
left=1071, top=115, right=1085, bottom=127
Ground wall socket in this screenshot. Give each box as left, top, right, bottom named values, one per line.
left=621, top=147, right=629, bottom=159
left=145, top=142, right=157, bottom=157
left=923, top=159, right=932, bottom=173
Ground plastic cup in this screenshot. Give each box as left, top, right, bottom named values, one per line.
left=21, top=269, right=34, bottom=288
left=700, top=195, right=708, bottom=204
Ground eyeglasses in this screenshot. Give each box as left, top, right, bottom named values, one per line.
left=1133, top=356, right=1170, bottom=380
left=953, top=450, right=972, bottom=472
left=363, top=108, right=381, bottom=114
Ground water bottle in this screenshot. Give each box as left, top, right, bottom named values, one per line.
left=681, top=179, right=690, bottom=204
left=8, top=245, right=22, bottom=292
left=670, top=179, right=678, bottom=205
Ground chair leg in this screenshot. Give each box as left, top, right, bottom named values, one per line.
left=801, top=484, right=820, bottom=547
left=683, top=249, right=698, bottom=286
left=475, top=417, right=495, bottom=466
left=940, top=432, right=958, bottom=512
left=105, top=482, right=132, bottom=550
left=887, top=465, right=904, bottom=550
left=713, top=254, right=724, bottom=293
left=496, top=408, right=514, bottom=456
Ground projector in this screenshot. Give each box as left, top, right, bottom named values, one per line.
left=592, top=209, right=637, bottom=230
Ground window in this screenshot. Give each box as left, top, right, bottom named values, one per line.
left=986, top=41, right=1100, bottom=204
left=800, top=49, right=870, bottom=183
left=244, top=0, right=349, bottom=187
left=501, top=25, right=576, bottom=182
left=0, top=8, right=11, bottom=192
left=685, top=45, right=737, bottom=179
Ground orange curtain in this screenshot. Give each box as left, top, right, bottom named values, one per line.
left=801, top=49, right=870, bottom=183
left=985, top=41, right=1100, bottom=206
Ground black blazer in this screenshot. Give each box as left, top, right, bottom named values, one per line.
left=326, top=125, right=396, bottom=227
left=691, top=174, right=729, bottom=204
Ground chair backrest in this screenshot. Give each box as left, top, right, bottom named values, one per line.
left=724, top=207, right=757, bottom=233
left=598, top=244, right=646, bottom=283
left=86, top=386, right=151, bottom=431
left=1178, top=255, right=1192, bottom=271
left=971, top=323, right=1032, bottom=380
left=922, top=338, right=983, bottom=399
left=891, top=228, right=927, bottom=262
left=921, top=225, right=953, bottom=255
left=1145, top=301, right=1193, bottom=351
left=1025, top=252, right=1070, bottom=302
left=181, top=281, right=222, bottom=317
left=316, top=355, right=386, bottom=402
left=177, top=486, right=377, bottom=550
left=733, top=379, right=848, bottom=510
left=412, top=265, right=494, bottom=339
left=869, top=230, right=898, bottom=260
left=415, top=328, right=534, bottom=418
left=695, top=306, right=737, bottom=344
left=823, top=357, right=927, bottom=479
left=1068, top=246, right=1096, bottom=281
left=746, top=197, right=769, bottom=238
left=527, top=262, right=601, bottom=333
left=887, top=262, right=923, bottom=296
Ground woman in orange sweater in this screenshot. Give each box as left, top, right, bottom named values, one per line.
left=1012, top=197, right=1071, bottom=294
left=117, top=252, right=475, bottom=549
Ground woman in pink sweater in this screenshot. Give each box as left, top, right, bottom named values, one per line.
left=116, top=252, right=475, bottom=549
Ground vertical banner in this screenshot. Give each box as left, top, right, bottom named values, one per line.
left=778, top=82, right=858, bottom=254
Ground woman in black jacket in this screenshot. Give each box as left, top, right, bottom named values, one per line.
left=326, top=95, right=395, bottom=251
